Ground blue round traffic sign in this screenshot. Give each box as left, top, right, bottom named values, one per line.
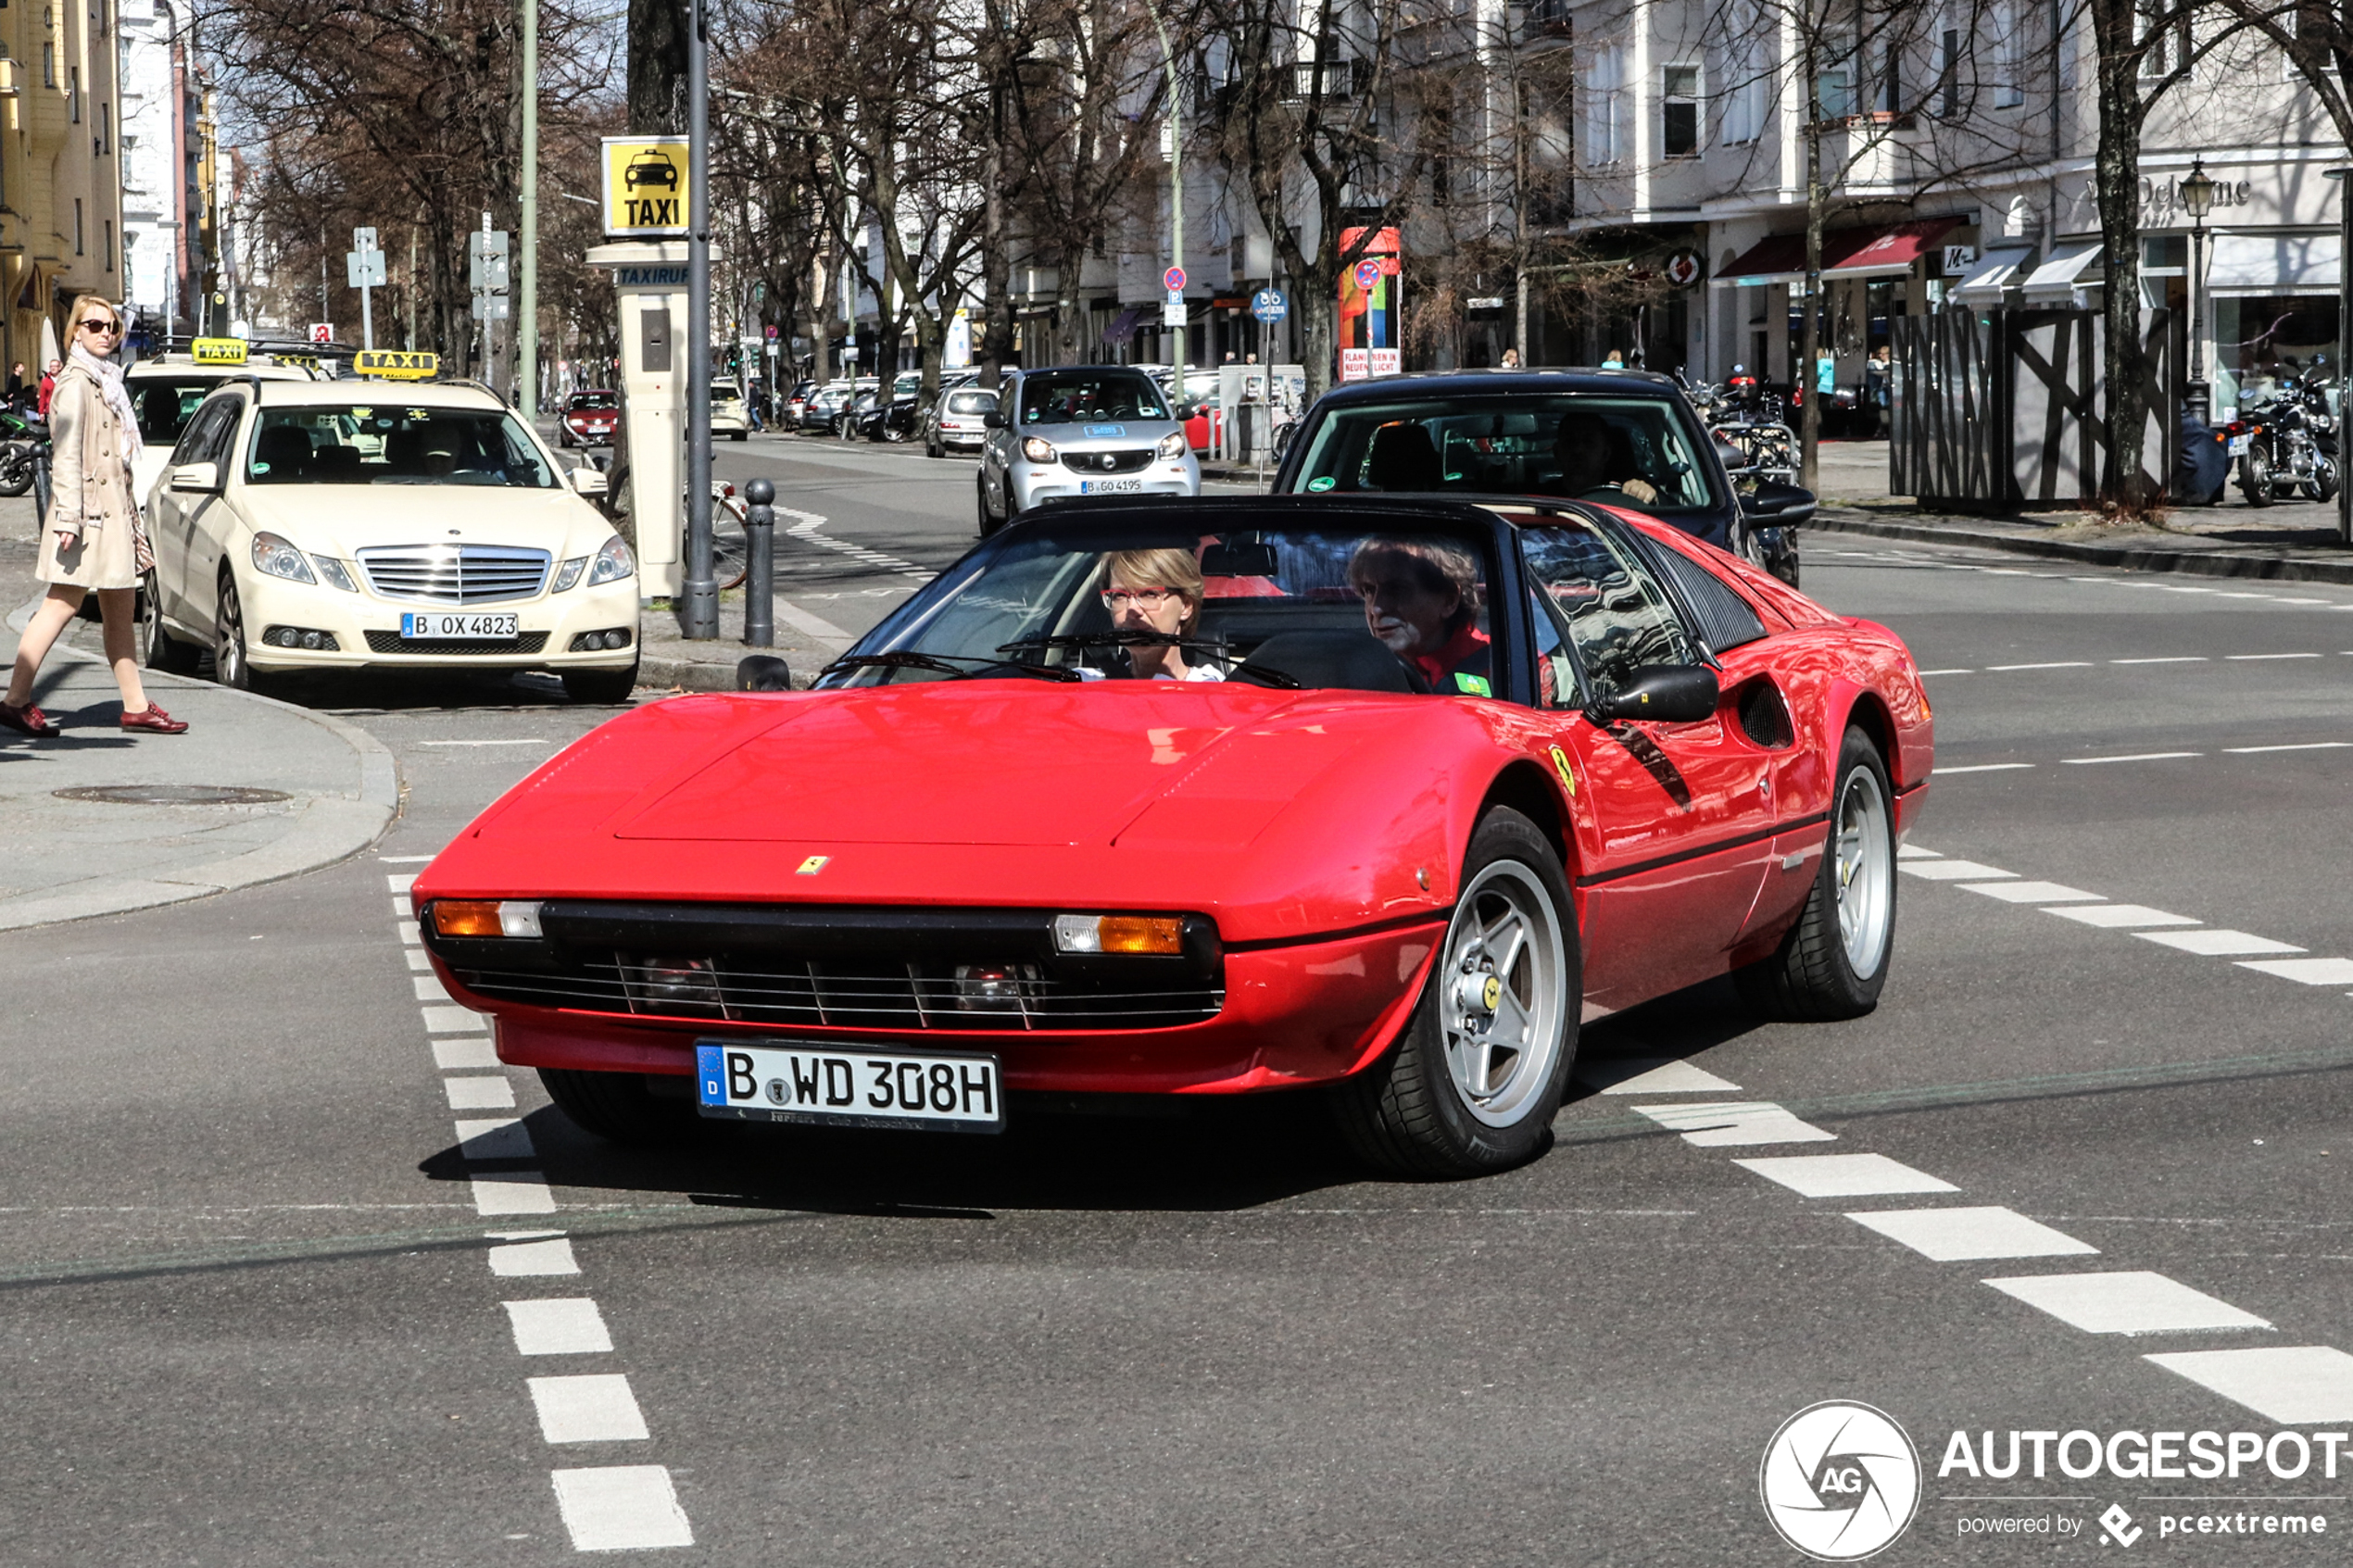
left=1163, top=265, right=1188, bottom=294
left=1251, top=289, right=1289, bottom=323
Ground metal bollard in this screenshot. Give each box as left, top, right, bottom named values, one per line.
left=743, top=476, right=775, bottom=647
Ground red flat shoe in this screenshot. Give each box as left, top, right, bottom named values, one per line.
left=0, top=699, right=59, bottom=737
left=120, top=703, right=189, bottom=734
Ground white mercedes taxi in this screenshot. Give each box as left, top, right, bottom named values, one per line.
left=138, top=360, right=641, bottom=701
left=127, top=339, right=318, bottom=508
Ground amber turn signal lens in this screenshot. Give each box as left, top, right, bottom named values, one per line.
left=431, top=900, right=504, bottom=938
left=1097, top=916, right=1184, bottom=955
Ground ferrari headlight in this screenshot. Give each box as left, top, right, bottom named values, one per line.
left=1022, top=436, right=1057, bottom=463
left=1052, top=913, right=1184, bottom=955
left=251, top=532, right=316, bottom=584
left=430, top=899, right=544, bottom=938
left=552, top=556, right=588, bottom=592
left=586, top=534, right=635, bottom=586
left=1157, top=432, right=1188, bottom=460
left=311, top=555, right=359, bottom=593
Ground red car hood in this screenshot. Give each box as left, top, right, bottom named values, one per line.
left=422, top=683, right=1472, bottom=940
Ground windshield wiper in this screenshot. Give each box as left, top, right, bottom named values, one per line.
left=820, top=650, right=1080, bottom=683
left=997, top=631, right=1228, bottom=653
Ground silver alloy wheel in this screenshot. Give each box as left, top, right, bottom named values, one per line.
left=1833, top=764, right=1894, bottom=978
left=1439, top=859, right=1568, bottom=1128
left=214, top=576, right=246, bottom=688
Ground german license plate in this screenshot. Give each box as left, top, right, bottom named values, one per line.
left=694, top=1041, right=1004, bottom=1133
left=2228, top=436, right=2249, bottom=456
left=1079, top=478, right=1142, bottom=495
left=401, top=612, right=520, bottom=640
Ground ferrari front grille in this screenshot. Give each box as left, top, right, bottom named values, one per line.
left=356, top=544, right=553, bottom=605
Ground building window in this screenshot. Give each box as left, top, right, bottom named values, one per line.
left=97, top=100, right=107, bottom=153
left=1817, top=56, right=1856, bottom=120
left=1994, top=2, right=2025, bottom=105
left=42, top=43, right=54, bottom=88
left=2138, top=0, right=2188, bottom=76
left=1582, top=41, right=1627, bottom=167
left=74, top=196, right=82, bottom=255
left=1938, top=25, right=1961, bottom=116
left=1721, top=6, right=1768, bottom=144
left=69, top=64, right=78, bottom=121
left=103, top=218, right=112, bottom=270
left=1662, top=64, right=1700, bottom=157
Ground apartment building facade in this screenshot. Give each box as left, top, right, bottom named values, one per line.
left=0, top=0, right=126, bottom=371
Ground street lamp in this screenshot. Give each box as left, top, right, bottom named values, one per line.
left=2179, top=157, right=2215, bottom=427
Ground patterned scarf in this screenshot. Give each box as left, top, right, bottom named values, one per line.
left=69, top=342, right=144, bottom=468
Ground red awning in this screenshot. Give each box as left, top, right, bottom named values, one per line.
left=1712, top=218, right=1961, bottom=286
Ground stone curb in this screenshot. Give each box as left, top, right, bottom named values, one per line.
left=0, top=594, right=402, bottom=932
left=1809, top=508, right=2353, bottom=586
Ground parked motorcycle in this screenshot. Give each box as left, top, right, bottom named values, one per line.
left=2225, top=367, right=2339, bottom=507
left=0, top=407, right=45, bottom=498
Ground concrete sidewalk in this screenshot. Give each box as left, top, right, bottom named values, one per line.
left=0, top=499, right=398, bottom=931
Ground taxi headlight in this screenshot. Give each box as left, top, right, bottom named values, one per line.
left=1021, top=436, right=1057, bottom=463
left=1157, top=432, right=1189, bottom=459
left=587, top=534, right=635, bottom=586
left=251, top=533, right=316, bottom=583
left=312, top=556, right=359, bottom=593
left=552, top=556, right=588, bottom=592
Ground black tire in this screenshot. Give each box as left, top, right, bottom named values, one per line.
left=730, top=430, right=749, bottom=442
left=538, top=1068, right=697, bottom=1146
left=1736, top=727, right=1896, bottom=1022
left=2242, top=448, right=2274, bottom=507
left=1332, top=807, right=1580, bottom=1179
left=976, top=471, right=998, bottom=535
left=2315, top=459, right=2339, bottom=504
left=562, top=659, right=640, bottom=705
left=0, top=445, right=36, bottom=496
left=212, top=571, right=257, bottom=691
left=139, top=574, right=200, bottom=673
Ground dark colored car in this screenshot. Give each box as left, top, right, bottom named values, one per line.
left=1271, top=369, right=1811, bottom=586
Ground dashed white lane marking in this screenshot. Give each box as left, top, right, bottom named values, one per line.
left=1983, top=1272, right=2271, bottom=1336
left=1844, top=1206, right=2099, bottom=1261
left=2137, top=929, right=2307, bottom=957
left=1959, top=880, right=2103, bottom=904
left=781, top=505, right=935, bottom=583
left=1900, top=859, right=2016, bottom=881
left=2062, top=751, right=2202, bottom=765
left=472, top=1173, right=559, bottom=1216
left=455, top=1117, right=536, bottom=1160
left=1919, top=668, right=1975, bottom=675
left=549, top=1466, right=695, bottom=1551
left=378, top=855, right=434, bottom=864
left=433, top=1036, right=500, bottom=1071
left=2227, top=652, right=2324, bottom=661
left=2111, top=656, right=2207, bottom=664
left=1633, top=1101, right=1837, bottom=1146
left=505, top=1298, right=616, bottom=1356
left=2236, top=957, right=2353, bottom=986
left=1896, top=845, right=1941, bottom=859
left=404, top=948, right=434, bottom=972
left=385, top=872, right=416, bottom=893
left=445, top=1076, right=518, bottom=1111
left=1583, top=1059, right=1741, bottom=1094
left=1733, top=1153, right=1959, bottom=1198
left=413, top=738, right=553, bottom=746
left=1987, top=660, right=2093, bottom=671
left=530, top=1374, right=651, bottom=1443
left=396, top=920, right=421, bottom=945
left=2144, top=1347, right=2353, bottom=1424
left=1934, top=763, right=2035, bottom=774
left=414, top=975, right=455, bottom=1002
left=2046, top=904, right=2200, bottom=929
left=422, top=1005, right=483, bottom=1034
left=490, top=1235, right=581, bottom=1277
left=2226, top=741, right=2353, bottom=754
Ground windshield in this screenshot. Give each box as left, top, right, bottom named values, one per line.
left=947, top=391, right=997, bottom=414
left=568, top=392, right=617, bottom=410
left=245, top=406, right=558, bottom=488
left=823, top=516, right=1498, bottom=696
left=132, top=378, right=233, bottom=445
left=1292, top=394, right=1723, bottom=515
left=1019, top=370, right=1169, bottom=425
left=711, top=383, right=740, bottom=402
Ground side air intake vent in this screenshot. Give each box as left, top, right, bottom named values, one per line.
left=1736, top=678, right=1794, bottom=748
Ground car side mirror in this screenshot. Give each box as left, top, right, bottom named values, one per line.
left=736, top=655, right=793, bottom=692
left=982, top=410, right=1007, bottom=430
left=571, top=467, right=608, bottom=496
left=1741, top=480, right=1818, bottom=527
left=1589, top=664, right=1720, bottom=724
left=170, top=461, right=221, bottom=494
left=1714, top=440, right=1750, bottom=472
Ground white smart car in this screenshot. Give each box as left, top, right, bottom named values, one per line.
left=137, top=371, right=642, bottom=701
left=975, top=365, right=1199, bottom=533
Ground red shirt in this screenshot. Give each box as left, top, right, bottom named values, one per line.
left=36, top=374, right=54, bottom=417
left=1411, top=623, right=1491, bottom=692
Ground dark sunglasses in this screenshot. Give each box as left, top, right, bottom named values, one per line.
left=80, top=319, right=120, bottom=334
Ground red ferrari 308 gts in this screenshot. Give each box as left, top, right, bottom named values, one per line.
left=414, top=496, right=1931, bottom=1177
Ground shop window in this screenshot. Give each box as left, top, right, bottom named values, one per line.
left=1662, top=65, right=1700, bottom=157
left=2214, top=296, right=2339, bottom=420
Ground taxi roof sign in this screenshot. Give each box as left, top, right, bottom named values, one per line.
left=191, top=337, right=247, bottom=366
left=354, top=349, right=438, bottom=381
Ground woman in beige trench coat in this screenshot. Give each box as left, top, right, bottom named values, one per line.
left=0, top=295, right=187, bottom=736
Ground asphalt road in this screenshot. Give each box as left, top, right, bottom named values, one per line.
left=6, top=452, right=2353, bottom=1563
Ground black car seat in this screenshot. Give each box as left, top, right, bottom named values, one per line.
left=1231, top=629, right=1434, bottom=694
left=253, top=425, right=312, bottom=481
left=1363, top=421, right=1444, bottom=492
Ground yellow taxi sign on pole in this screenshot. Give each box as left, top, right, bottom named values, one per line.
left=190, top=337, right=247, bottom=366
left=601, top=136, right=691, bottom=237
left=354, top=349, right=439, bottom=381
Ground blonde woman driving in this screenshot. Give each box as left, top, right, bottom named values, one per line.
left=1086, top=546, right=1224, bottom=683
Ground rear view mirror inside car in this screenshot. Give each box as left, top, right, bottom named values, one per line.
left=1201, top=540, right=1279, bottom=577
